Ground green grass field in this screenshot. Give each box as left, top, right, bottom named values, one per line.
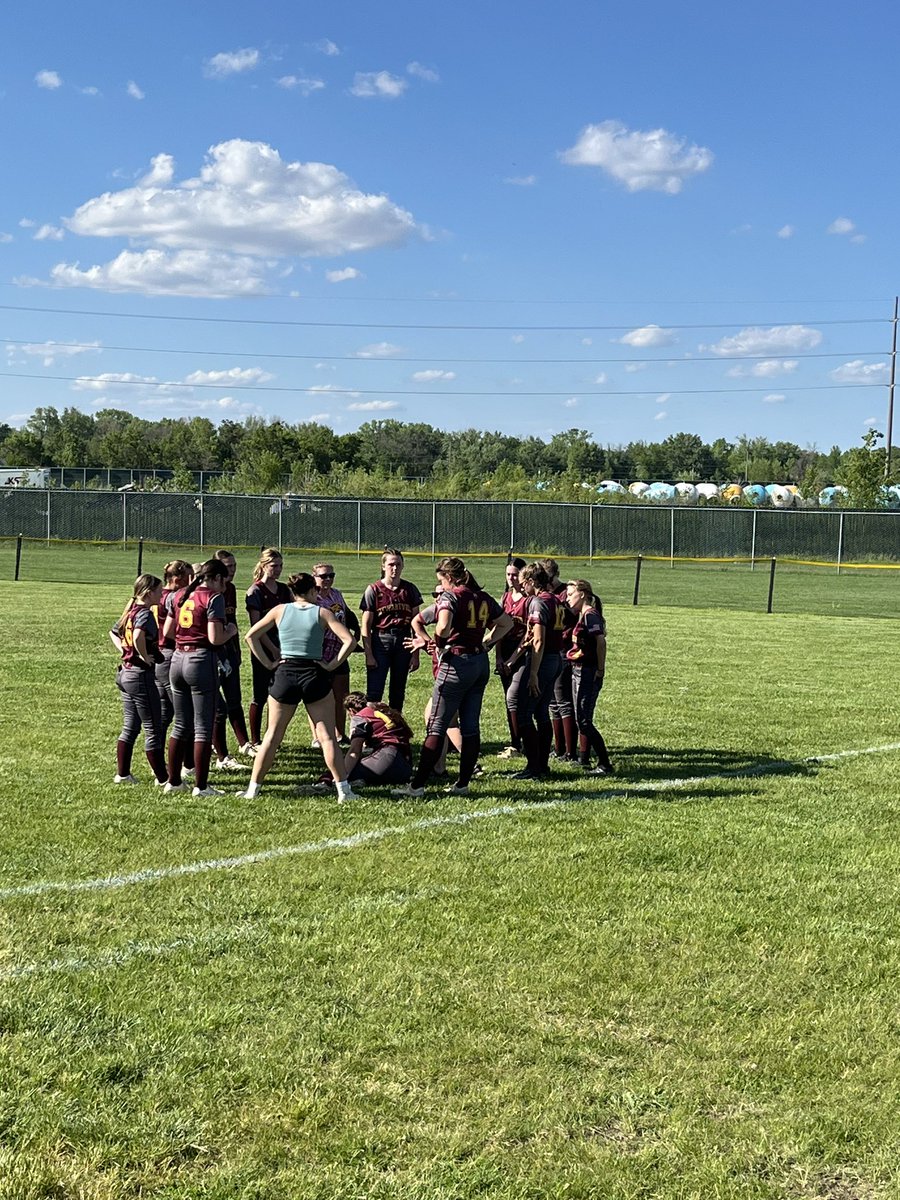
left=2, top=548, right=900, bottom=1199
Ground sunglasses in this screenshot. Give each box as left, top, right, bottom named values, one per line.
left=316, top=572, right=335, bottom=579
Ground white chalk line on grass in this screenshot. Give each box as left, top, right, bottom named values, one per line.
left=2, top=739, right=899, bottom=906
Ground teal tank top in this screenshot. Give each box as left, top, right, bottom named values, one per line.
left=278, top=603, right=324, bottom=659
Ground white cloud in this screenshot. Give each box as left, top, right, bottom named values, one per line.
left=139, top=153, right=175, bottom=187
left=127, top=80, right=145, bottom=100
left=618, top=324, right=675, bottom=348
left=350, top=71, right=407, bottom=99
left=504, top=174, right=537, bottom=187
left=325, top=266, right=362, bottom=282
left=35, top=70, right=62, bottom=90
left=564, top=397, right=579, bottom=408
left=313, top=39, right=340, bottom=56
left=827, top=216, right=855, bottom=235
left=581, top=337, right=593, bottom=346
left=314, top=362, right=335, bottom=371
left=407, top=61, right=440, bottom=82
left=560, top=119, right=713, bottom=194
left=704, top=325, right=822, bottom=356
left=511, top=333, right=525, bottom=344
left=850, top=233, right=867, bottom=245
left=411, top=369, right=456, bottom=382
left=204, top=48, right=260, bottom=78
left=726, top=358, right=799, bottom=379
left=63, top=139, right=421, bottom=259
left=73, top=371, right=163, bottom=392
left=348, top=399, right=401, bottom=411
left=9, top=340, right=101, bottom=367
left=309, top=412, right=331, bottom=422
left=353, top=342, right=405, bottom=358
left=277, top=76, right=325, bottom=95
left=594, top=372, right=608, bottom=385
left=624, top=362, right=647, bottom=373
left=0, top=233, right=13, bottom=244
left=34, top=224, right=64, bottom=241
left=864, top=416, right=878, bottom=427
left=19, top=218, right=35, bottom=228
left=654, top=411, right=667, bottom=420
left=777, top=224, right=794, bottom=239
left=655, top=392, right=670, bottom=404
left=829, top=360, right=889, bottom=385
left=183, top=367, right=274, bottom=386
left=306, top=383, right=360, bottom=397
left=762, top=393, right=786, bottom=404
left=131, top=395, right=263, bottom=416
left=37, top=248, right=270, bottom=298
left=79, top=86, right=100, bottom=96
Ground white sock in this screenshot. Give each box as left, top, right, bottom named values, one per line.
left=244, top=781, right=260, bottom=798
left=336, top=779, right=353, bottom=797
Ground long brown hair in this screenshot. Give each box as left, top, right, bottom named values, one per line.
left=345, top=692, right=413, bottom=742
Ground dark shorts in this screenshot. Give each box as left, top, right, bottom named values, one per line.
left=269, top=658, right=332, bottom=706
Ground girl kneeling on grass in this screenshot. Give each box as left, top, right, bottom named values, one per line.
left=240, top=572, right=357, bottom=802
left=110, top=573, right=168, bottom=785
left=565, top=579, right=614, bottom=775
left=315, top=692, right=414, bottom=789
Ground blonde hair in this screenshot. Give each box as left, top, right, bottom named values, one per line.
left=163, top=559, right=192, bottom=585
left=117, top=573, right=162, bottom=630
left=252, top=547, right=284, bottom=582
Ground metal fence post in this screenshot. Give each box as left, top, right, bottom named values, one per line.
left=589, top=504, right=594, bottom=562
left=356, top=500, right=362, bottom=558
left=670, top=506, right=675, bottom=568
left=632, top=555, right=643, bottom=605
left=748, top=508, right=758, bottom=573
left=431, top=501, right=436, bottom=558
left=277, top=500, right=283, bottom=551
left=510, top=503, right=515, bottom=552
left=767, top=557, right=777, bottom=613
left=137, top=537, right=144, bottom=575
left=122, top=491, right=127, bottom=548
left=198, top=497, right=204, bottom=551
left=837, top=510, right=845, bottom=575
left=46, top=489, right=51, bottom=545
left=14, top=533, right=23, bottom=580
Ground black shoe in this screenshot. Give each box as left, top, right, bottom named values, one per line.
left=509, top=767, right=541, bottom=780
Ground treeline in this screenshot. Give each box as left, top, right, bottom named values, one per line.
left=0, top=405, right=889, bottom=503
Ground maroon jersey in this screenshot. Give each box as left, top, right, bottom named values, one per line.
left=500, top=589, right=528, bottom=657
left=360, top=579, right=423, bottom=631
left=349, top=704, right=412, bottom=758
left=173, top=586, right=226, bottom=650
left=121, top=604, right=161, bottom=670
left=567, top=608, right=607, bottom=668
left=435, top=585, right=503, bottom=653
left=245, top=580, right=290, bottom=621
left=154, top=587, right=178, bottom=650
left=527, top=591, right=565, bottom=655
left=315, top=586, right=348, bottom=663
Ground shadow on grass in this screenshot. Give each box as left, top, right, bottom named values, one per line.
left=611, top=744, right=814, bottom=784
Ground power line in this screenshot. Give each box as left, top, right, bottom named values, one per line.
left=0, top=303, right=890, bottom=333
left=0, top=336, right=889, bottom=366
left=0, top=370, right=887, bottom=398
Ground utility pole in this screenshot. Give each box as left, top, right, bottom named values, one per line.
left=886, top=295, right=897, bottom=477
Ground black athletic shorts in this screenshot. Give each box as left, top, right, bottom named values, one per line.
left=269, top=658, right=332, bottom=706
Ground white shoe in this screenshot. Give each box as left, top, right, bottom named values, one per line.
left=163, top=781, right=186, bottom=794
left=443, top=782, right=470, bottom=796
left=238, top=742, right=259, bottom=758
left=215, top=756, right=245, bottom=771
left=496, top=746, right=521, bottom=759
left=113, top=773, right=140, bottom=785
left=181, top=767, right=196, bottom=782
left=152, top=777, right=167, bottom=787
left=310, top=738, right=321, bottom=749
left=337, top=789, right=361, bottom=803
left=391, top=783, right=426, bottom=798
left=192, top=785, right=223, bottom=798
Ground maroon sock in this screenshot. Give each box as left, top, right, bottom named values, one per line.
left=506, top=707, right=521, bottom=749
left=578, top=732, right=590, bottom=766
left=167, top=736, right=184, bottom=785
left=562, top=715, right=577, bottom=758
left=183, top=740, right=195, bottom=770
left=537, top=721, right=553, bottom=773
left=551, top=717, right=565, bottom=755
left=116, top=740, right=132, bottom=777
left=194, top=740, right=213, bottom=790
left=212, top=713, right=228, bottom=760
left=229, top=709, right=250, bottom=747
left=519, top=725, right=539, bottom=772
left=458, top=734, right=480, bottom=787
left=145, top=747, right=167, bottom=784
left=249, top=702, right=262, bottom=745
left=412, top=734, right=444, bottom=788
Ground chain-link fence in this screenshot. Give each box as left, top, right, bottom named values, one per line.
left=3, top=489, right=900, bottom=565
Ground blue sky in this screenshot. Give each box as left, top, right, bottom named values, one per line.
left=1, top=0, right=897, bottom=450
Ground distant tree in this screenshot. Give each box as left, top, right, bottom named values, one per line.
left=838, top=429, right=893, bottom=509
left=47, top=407, right=95, bottom=466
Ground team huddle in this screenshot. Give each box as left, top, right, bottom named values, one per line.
left=110, top=548, right=612, bottom=802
